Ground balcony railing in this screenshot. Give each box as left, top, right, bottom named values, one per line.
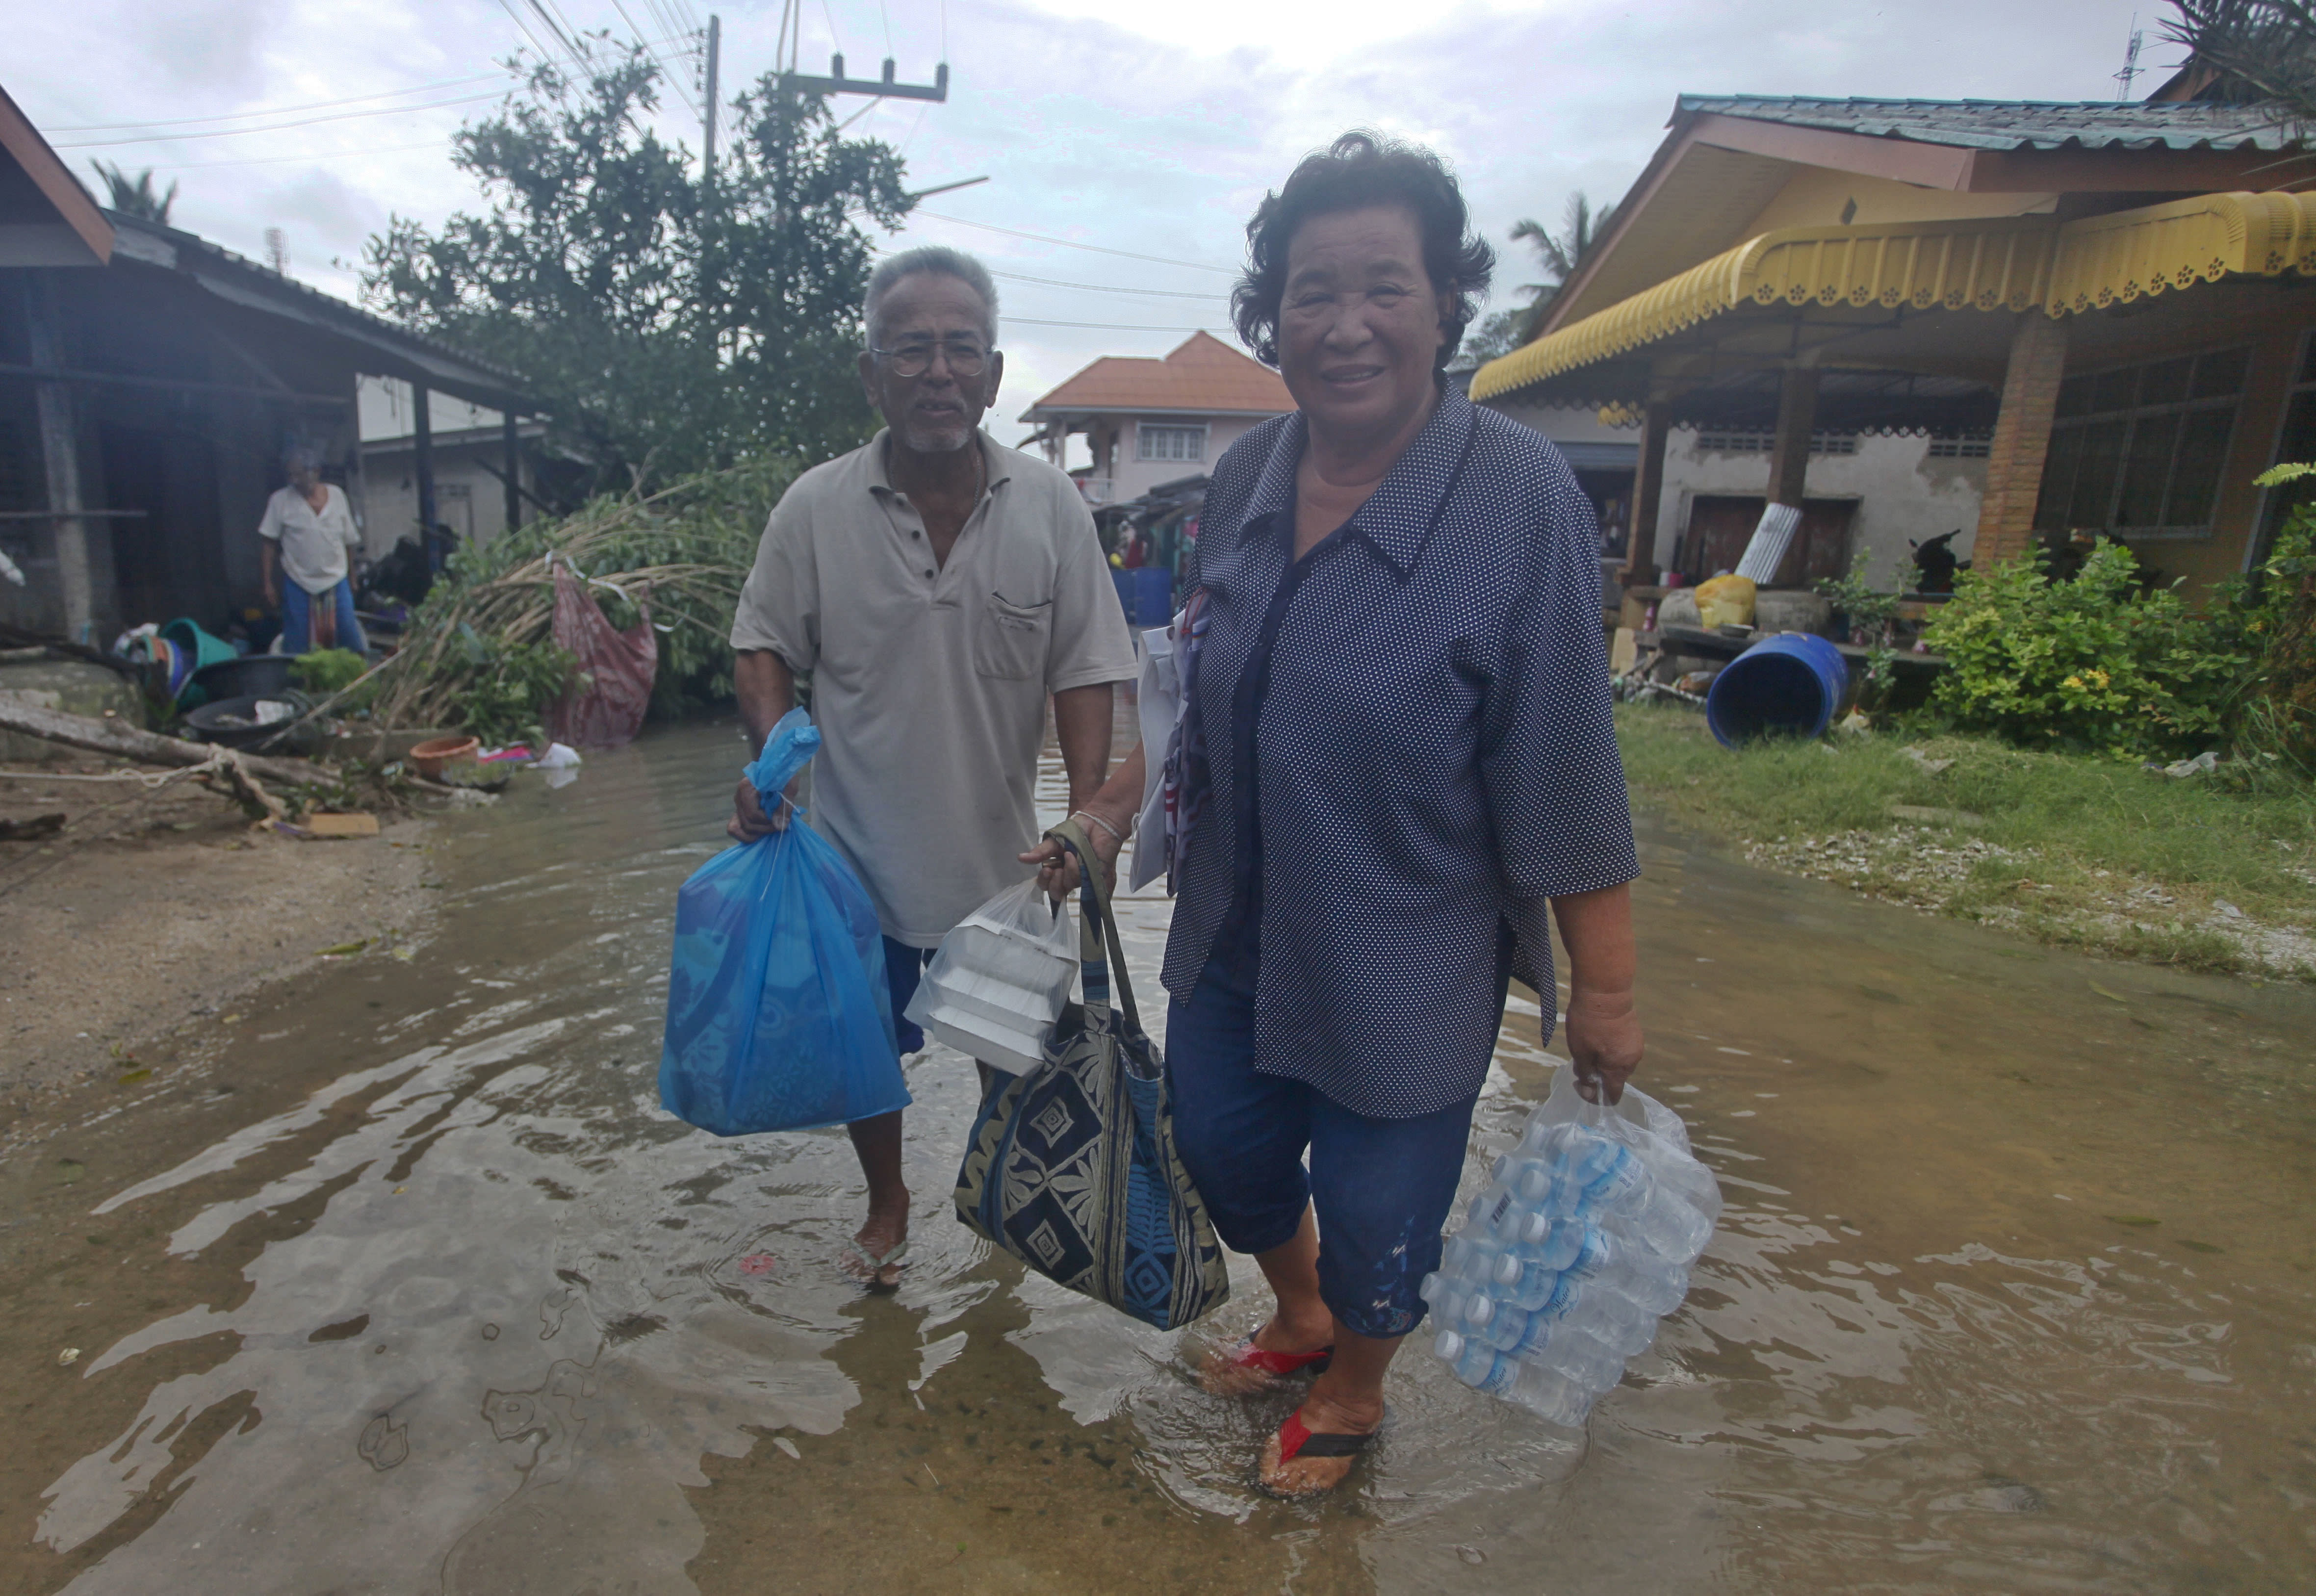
left=1076, top=477, right=1116, bottom=506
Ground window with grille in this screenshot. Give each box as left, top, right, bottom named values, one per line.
left=2254, top=333, right=2316, bottom=566
left=1693, top=430, right=1856, bottom=456
left=2033, top=346, right=2246, bottom=538
left=0, top=415, right=35, bottom=511
left=1136, top=424, right=1206, bottom=463
left=1927, top=431, right=1992, bottom=459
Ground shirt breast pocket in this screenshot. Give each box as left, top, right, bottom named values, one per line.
left=975, top=591, right=1052, bottom=680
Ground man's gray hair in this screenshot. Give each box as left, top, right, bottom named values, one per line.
left=863, top=246, right=1000, bottom=349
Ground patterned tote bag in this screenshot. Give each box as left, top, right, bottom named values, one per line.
left=952, top=820, right=1230, bottom=1331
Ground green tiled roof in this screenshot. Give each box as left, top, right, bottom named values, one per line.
left=1677, top=95, right=2300, bottom=152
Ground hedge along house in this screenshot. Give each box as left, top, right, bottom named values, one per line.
left=0, top=83, right=534, bottom=646
left=1469, top=85, right=2316, bottom=601
left=1020, top=332, right=1293, bottom=508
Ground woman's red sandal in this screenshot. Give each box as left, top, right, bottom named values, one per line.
left=1260, top=1409, right=1377, bottom=1496
left=1200, top=1337, right=1333, bottom=1395
left=1225, top=1339, right=1333, bottom=1378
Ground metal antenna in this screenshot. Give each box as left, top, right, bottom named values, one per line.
left=2114, top=15, right=2144, bottom=101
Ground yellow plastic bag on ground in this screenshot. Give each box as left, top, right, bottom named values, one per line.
left=1694, top=574, right=1757, bottom=628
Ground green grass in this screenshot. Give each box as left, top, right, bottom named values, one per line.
left=1615, top=701, right=2316, bottom=977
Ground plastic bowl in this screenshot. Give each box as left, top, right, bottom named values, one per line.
left=410, top=735, right=481, bottom=780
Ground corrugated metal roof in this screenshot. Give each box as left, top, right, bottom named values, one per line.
left=1676, top=94, right=2301, bottom=152
left=1021, top=331, right=1291, bottom=421
left=107, top=213, right=535, bottom=407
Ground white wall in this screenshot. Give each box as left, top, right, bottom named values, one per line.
left=358, top=375, right=502, bottom=442
left=1656, top=430, right=1984, bottom=587
left=360, top=437, right=530, bottom=556
left=1485, top=399, right=1985, bottom=587
left=1107, top=413, right=1274, bottom=502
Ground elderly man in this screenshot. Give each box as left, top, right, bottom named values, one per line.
left=727, top=246, right=1136, bottom=1287
left=259, top=442, right=366, bottom=655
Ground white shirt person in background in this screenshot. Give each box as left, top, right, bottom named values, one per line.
left=258, top=441, right=366, bottom=655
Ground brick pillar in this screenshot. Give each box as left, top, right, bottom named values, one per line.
left=1974, top=312, right=2069, bottom=566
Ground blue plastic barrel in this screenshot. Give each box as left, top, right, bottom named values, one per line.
left=1111, top=568, right=1136, bottom=623
left=1704, top=632, right=1851, bottom=747
left=1132, top=567, right=1173, bottom=626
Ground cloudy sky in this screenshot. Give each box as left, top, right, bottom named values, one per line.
left=18, top=0, right=2161, bottom=449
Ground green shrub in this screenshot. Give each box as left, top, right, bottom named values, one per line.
left=2213, top=473, right=2316, bottom=779
left=447, top=629, right=575, bottom=749
left=288, top=647, right=368, bottom=697
left=1922, top=541, right=2235, bottom=759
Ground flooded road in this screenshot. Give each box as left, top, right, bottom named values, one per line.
left=3, top=715, right=2312, bottom=1594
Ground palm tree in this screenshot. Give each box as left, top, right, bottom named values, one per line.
left=1456, top=191, right=1617, bottom=368
left=2161, top=2, right=2316, bottom=126
left=1506, top=191, right=1615, bottom=338
left=88, top=160, right=178, bottom=225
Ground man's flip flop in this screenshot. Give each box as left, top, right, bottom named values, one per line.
left=1260, top=1409, right=1377, bottom=1496
left=842, top=1237, right=909, bottom=1288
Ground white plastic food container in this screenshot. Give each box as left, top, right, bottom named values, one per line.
left=901, top=881, right=1076, bottom=1071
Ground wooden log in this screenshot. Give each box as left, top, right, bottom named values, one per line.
left=0, top=696, right=334, bottom=787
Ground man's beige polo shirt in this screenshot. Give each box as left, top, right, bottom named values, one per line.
left=731, top=429, right=1136, bottom=946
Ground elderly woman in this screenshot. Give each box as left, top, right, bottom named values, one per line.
left=1028, top=131, right=1643, bottom=1495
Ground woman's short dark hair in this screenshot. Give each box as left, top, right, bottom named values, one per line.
left=1231, top=130, right=1494, bottom=374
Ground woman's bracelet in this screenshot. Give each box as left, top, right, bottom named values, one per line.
left=1073, top=809, right=1127, bottom=846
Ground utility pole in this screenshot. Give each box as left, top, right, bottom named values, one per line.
left=781, top=52, right=948, bottom=103
left=772, top=0, right=948, bottom=105
left=702, top=15, right=721, bottom=179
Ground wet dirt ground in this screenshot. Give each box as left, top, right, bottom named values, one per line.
left=2, top=715, right=2311, bottom=1594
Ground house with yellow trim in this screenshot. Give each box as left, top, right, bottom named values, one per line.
left=1471, top=83, right=2316, bottom=600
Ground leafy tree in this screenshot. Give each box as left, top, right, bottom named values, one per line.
left=1456, top=191, right=1615, bottom=367
left=362, top=49, right=913, bottom=500
left=89, top=160, right=177, bottom=224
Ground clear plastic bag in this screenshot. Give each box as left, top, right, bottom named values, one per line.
left=657, top=710, right=908, bottom=1135
left=904, top=879, right=1076, bottom=1074
left=1424, top=1065, right=1719, bottom=1426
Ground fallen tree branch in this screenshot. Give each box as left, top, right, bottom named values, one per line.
left=209, top=750, right=287, bottom=823
left=0, top=697, right=333, bottom=787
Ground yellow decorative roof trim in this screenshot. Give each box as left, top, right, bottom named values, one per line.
left=1470, top=216, right=2057, bottom=403
left=1472, top=192, right=2316, bottom=405
left=2046, top=191, right=2316, bottom=314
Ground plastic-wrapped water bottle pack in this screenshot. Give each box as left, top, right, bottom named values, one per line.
left=1422, top=1064, right=1721, bottom=1426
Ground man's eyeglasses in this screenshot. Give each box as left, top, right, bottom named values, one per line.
left=869, top=339, right=992, bottom=379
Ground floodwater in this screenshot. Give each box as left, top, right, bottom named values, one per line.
left=3, top=716, right=2312, bottom=1595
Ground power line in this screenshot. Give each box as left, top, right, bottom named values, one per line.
left=611, top=0, right=701, bottom=116
left=1002, top=317, right=1228, bottom=333
left=148, top=138, right=454, bottom=171
left=917, top=211, right=1235, bottom=275
left=54, top=89, right=514, bottom=149
left=44, top=70, right=516, bottom=134
left=988, top=268, right=1224, bottom=301
left=495, top=0, right=559, bottom=62
left=527, top=0, right=587, bottom=64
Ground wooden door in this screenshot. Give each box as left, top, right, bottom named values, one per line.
left=1680, top=495, right=1856, bottom=586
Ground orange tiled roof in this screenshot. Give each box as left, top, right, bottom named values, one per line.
left=1021, top=331, right=1292, bottom=420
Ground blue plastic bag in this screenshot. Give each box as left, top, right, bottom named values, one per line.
left=659, top=710, right=909, bottom=1136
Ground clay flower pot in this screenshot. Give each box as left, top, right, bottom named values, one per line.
left=409, top=735, right=481, bottom=781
